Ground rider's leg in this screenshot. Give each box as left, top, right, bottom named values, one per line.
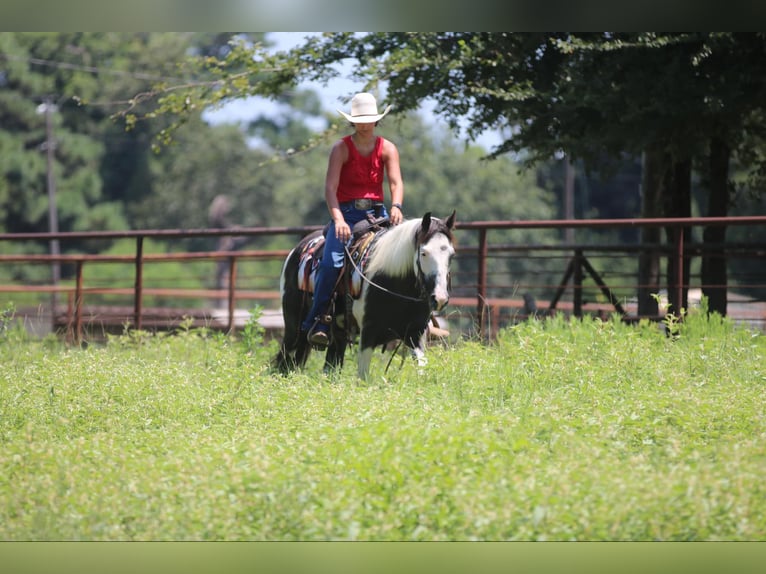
left=302, top=205, right=385, bottom=347
left=303, top=264, right=339, bottom=331
left=302, top=221, right=345, bottom=346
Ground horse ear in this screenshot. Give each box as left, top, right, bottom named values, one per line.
left=445, top=210, right=456, bottom=230
left=421, top=212, right=432, bottom=233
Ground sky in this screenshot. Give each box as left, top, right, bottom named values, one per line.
left=204, top=32, right=502, bottom=151
left=203, top=32, right=371, bottom=134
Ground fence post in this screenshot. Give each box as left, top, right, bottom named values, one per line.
left=477, top=229, right=488, bottom=340
left=574, top=249, right=584, bottom=317
left=227, top=256, right=237, bottom=332
left=134, top=236, right=144, bottom=330
left=75, top=260, right=84, bottom=345
left=674, top=224, right=684, bottom=318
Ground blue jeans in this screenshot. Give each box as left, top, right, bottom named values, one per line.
left=301, top=204, right=388, bottom=332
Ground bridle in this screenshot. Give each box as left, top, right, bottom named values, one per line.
left=343, top=233, right=442, bottom=304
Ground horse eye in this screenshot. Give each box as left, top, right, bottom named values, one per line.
left=421, top=251, right=428, bottom=257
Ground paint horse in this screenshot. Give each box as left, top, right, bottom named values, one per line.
left=274, top=211, right=456, bottom=379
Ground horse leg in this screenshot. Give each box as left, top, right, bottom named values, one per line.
left=273, top=345, right=291, bottom=374
left=292, top=299, right=313, bottom=370
left=320, top=292, right=350, bottom=373
left=273, top=304, right=298, bottom=373
left=273, top=317, right=310, bottom=373
left=293, top=335, right=311, bottom=369
left=408, top=346, right=428, bottom=368
left=323, top=334, right=347, bottom=373
left=355, top=328, right=378, bottom=380
left=355, top=346, right=373, bottom=380
left=410, top=332, right=428, bottom=368
left=274, top=287, right=312, bottom=373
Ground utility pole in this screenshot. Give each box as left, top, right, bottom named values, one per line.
left=37, top=98, right=61, bottom=314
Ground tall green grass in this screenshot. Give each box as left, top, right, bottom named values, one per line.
left=1, top=305, right=764, bottom=540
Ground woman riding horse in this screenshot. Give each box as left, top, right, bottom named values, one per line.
left=276, top=210, right=456, bottom=379
left=301, top=92, right=405, bottom=348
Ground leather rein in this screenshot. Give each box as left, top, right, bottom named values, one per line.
left=343, top=236, right=429, bottom=304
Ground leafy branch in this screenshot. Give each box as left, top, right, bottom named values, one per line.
left=110, top=38, right=321, bottom=149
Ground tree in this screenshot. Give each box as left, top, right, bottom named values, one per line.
left=268, top=32, right=766, bottom=317
left=0, top=32, right=270, bottom=239
left=0, top=32, right=122, bottom=238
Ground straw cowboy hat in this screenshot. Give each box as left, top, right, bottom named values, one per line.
left=337, top=92, right=392, bottom=124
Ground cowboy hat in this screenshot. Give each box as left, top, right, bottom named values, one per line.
left=337, top=92, right=392, bottom=124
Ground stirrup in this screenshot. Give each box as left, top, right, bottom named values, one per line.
left=307, top=317, right=330, bottom=349
left=308, top=328, right=329, bottom=349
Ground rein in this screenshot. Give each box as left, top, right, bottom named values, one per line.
left=343, top=241, right=427, bottom=304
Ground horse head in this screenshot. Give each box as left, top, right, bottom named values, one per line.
left=415, top=211, right=456, bottom=312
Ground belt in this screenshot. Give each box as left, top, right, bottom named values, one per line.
left=341, top=199, right=384, bottom=210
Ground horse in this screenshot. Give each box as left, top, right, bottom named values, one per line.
left=274, top=211, right=456, bottom=379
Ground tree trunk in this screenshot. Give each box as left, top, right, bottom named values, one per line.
left=701, top=136, right=730, bottom=316
left=638, top=147, right=663, bottom=317
left=664, top=156, right=692, bottom=317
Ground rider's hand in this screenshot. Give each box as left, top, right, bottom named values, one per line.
left=335, top=220, right=351, bottom=241
left=390, top=206, right=403, bottom=225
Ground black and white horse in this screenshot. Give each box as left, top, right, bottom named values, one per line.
left=274, top=211, right=456, bottom=379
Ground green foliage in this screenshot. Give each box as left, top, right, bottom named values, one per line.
left=5, top=32, right=558, bottom=242
left=0, top=302, right=31, bottom=345
left=239, top=306, right=265, bottom=354
left=4, top=31, right=766, bottom=311
left=325, top=33, right=766, bottom=174
left=5, top=32, right=766, bottom=238
left=0, top=316, right=764, bottom=540
left=0, top=32, right=270, bottom=237
left=0, top=302, right=16, bottom=337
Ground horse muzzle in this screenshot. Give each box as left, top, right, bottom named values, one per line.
left=430, top=293, right=449, bottom=312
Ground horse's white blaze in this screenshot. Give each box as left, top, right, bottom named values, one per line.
left=418, top=234, right=454, bottom=312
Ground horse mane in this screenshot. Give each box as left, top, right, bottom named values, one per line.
left=363, top=218, right=421, bottom=279
left=364, top=215, right=456, bottom=279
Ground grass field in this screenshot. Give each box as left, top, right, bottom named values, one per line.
left=1, top=304, right=765, bottom=541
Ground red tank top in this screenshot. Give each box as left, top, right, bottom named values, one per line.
left=336, top=135, right=385, bottom=203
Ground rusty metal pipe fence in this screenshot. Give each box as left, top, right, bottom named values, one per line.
left=1, top=216, right=765, bottom=343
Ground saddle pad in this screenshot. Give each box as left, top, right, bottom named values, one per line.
left=295, top=231, right=378, bottom=298
left=297, top=235, right=325, bottom=293
left=348, top=231, right=378, bottom=298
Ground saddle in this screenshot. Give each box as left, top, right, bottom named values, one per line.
left=297, top=215, right=390, bottom=343
left=297, top=215, right=390, bottom=297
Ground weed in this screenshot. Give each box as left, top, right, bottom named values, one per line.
left=0, top=302, right=16, bottom=338
left=239, top=306, right=265, bottom=354
left=0, top=302, right=29, bottom=345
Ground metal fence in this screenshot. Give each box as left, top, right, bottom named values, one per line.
left=1, top=216, right=765, bottom=342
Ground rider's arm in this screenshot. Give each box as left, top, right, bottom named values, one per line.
left=383, top=139, right=404, bottom=224
left=325, top=140, right=351, bottom=240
